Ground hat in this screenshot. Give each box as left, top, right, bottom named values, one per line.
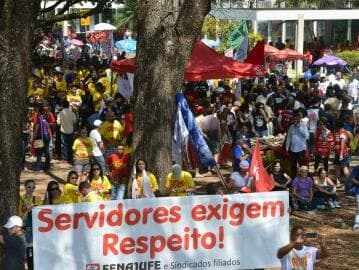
left=93, top=119, right=102, bottom=127
left=3, top=216, right=23, bottom=229
left=171, top=164, right=182, bottom=179
left=240, top=160, right=250, bottom=170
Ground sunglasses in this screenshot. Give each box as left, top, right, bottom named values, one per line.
left=71, top=176, right=78, bottom=179
left=49, top=187, right=59, bottom=191
left=26, top=186, right=35, bottom=189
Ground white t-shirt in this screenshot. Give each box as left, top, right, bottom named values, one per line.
left=89, top=129, right=103, bottom=157
left=280, top=246, right=318, bottom=270
left=306, top=108, right=319, bottom=133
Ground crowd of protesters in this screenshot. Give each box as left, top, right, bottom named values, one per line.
left=1, top=46, right=359, bottom=269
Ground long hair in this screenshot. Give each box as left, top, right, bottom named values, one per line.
left=89, top=162, right=104, bottom=182
left=44, top=180, right=61, bottom=205
left=67, top=170, right=78, bottom=183
left=135, top=159, right=148, bottom=175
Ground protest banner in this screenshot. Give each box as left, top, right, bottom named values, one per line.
left=33, top=192, right=289, bottom=270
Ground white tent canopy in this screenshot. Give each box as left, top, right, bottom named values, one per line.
left=94, top=23, right=116, bottom=31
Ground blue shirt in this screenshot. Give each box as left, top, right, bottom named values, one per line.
left=286, top=124, right=309, bottom=153
left=233, top=145, right=243, bottom=172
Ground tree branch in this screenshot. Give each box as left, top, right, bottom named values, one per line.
left=40, top=0, right=63, bottom=13
left=36, top=0, right=109, bottom=27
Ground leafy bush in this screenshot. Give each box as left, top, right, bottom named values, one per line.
left=336, top=50, right=359, bottom=68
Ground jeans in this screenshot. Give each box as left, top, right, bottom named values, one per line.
left=93, top=155, right=107, bottom=174
left=35, top=136, right=50, bottom=171
left=111, top=183, right=127, bottom=200
left=289, top=150, right=306, bottom=178
left=61, top=132, right=74, bottom=162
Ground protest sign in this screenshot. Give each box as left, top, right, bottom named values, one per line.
left=33, top=192, right=289, bottom=270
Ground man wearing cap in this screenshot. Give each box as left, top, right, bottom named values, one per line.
left=0, top=216, right=26, bottom=270
left=165, top=164, right=195, bottom=196
left=89, top=119, right=106, bottom=174
left=228, top=160, right=253, bottom=193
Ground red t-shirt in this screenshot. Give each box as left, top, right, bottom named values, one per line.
left=334, top=129, right=350, bottom=156
left=106, top=153, right=130, bottom=179
left=315, top=128, right=334, bottom=157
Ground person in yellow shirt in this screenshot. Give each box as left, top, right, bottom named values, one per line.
left=92, top=82, right=105, bottom=112
left=63, top=171, right=80, bottom=204
left=79, top=181, right=103, bottom=203
left=129, top=159, right=159, bottom=199
left=19, top=180, right=42, bottom=218
left=165, top=164, right=195, bottom=196
left=54, top=70, right=67, bottom=98
left=89, top=163, right=111, bottom=200
left=72, top=127, right=94, bottom=173
left=98, top=71, right=111, bottom=96
left=99, top=108, right=124, bottom=156
left=43, top=180, right=64, bottom=205
left=66, top=86, right=82, bottom=111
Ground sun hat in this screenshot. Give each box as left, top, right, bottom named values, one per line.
left=3, top=216, right=23, bottom=229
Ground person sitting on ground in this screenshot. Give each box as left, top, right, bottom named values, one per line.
left=43, top=180, right=64, bottom=205
left=270, top=160, right=291, bottom=191
left=291, top=166, right=314, bottom=211
left=313, top=167, right=340, bottom=209
left=228, top=160, right=253, bottom=193
left=165, top=164, right=195, bottom=196
left=63, top=171, right=80, bottom=204
left=129, top=159, right=159, bottom=199
left=89, top=163, right=111, bottom=200
left=277, top=225, right=328, bottom=270
left=0, top=216, right=26, bottom=270
left=79, top=181, right=103, bottom=202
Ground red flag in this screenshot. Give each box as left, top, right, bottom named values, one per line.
left=245, top=40, right=265, bottom=65
left=249, top=140, right=276, bottom=192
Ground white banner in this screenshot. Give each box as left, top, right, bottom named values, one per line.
left=33, top=192, right=289, bottom=270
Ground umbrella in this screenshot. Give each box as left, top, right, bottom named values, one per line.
left=115, top=39, right=137, bottom=53
left=313, top=55, right=347, bottom=66
left=201, top=38, right=220, bottom=48
left=94, top=23, right=116, bottom=31
left=70, top=39, right=84, bottom=46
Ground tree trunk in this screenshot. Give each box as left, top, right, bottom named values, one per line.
left=0, top=0, right=37, bottom=225
left=132, top=0, right=210, bottom=188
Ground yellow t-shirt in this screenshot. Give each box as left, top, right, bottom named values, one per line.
left=99, top=120, right=124, bottom=147
left=92, top=90, right=103, bottom=112
left=98, top=76, right=111, bottom=96
left=51, top=195, right=64, bottom=205
left=19, top=194, right=42, bottom=217
left=72, top=137, right=94, bottom=161
left=63, top=183, right=80, bottom=204
left=91, top=176, right=112, bottom=200
left=82, top=191, right=104, bottom=202
left=55, top=79, right=67, bottom=97
left=165, top=171, right=194, bottom=196
left=133, top=172, right=159, bottom=196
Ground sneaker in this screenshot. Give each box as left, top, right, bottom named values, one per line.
left=334, top=201, right=341, bottom=208
left=328, top=201, right=335, bottom=209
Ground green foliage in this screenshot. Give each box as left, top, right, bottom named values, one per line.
left=113, top=0, right=136, bottom=30
left=248, top=32, right=263, bottom=44
left=202, top=17, right=239, bottom=53
left=335, top=51, right=359, bottom=68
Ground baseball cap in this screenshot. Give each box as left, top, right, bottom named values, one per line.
left=3, top=216, right=23, bottom=229
left=93, top=119, right=102, bottom=127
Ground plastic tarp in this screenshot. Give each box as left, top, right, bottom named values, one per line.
left=111, top=41, right=264, bottom=80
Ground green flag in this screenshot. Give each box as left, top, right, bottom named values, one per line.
left=228, top=20, right=248, bottom=49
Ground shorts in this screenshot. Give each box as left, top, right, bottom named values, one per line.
left=334, top=155, right=350, bottom=167
left=74, top=159, right=91, bottom=173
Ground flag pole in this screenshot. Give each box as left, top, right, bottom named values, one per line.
left=213, top=165, right=230, bottom=193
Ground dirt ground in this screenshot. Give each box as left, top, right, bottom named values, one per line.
left=21, top=158, right=359, bottom=270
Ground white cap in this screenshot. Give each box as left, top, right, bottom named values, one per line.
left=3, top=216, right=23, bottom=229
left=93, top=120, right=102, bottom=127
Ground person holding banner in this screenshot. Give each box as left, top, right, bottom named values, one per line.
left=63, top=171, right=80, bottom=204
left=89, top=163, right=111, bottom=200
left=43, top=180, right=64, bottom=205
left=165, top=164, right=194, bottom=196
left=277, top=225, right=328, bottom=270
left=129, top=159, right=159, bottom=199
left=79, top=181, right=104, bottom=202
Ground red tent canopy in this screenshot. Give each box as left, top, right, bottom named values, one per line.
left=274, top=48, right=303, bottom=61
left=244, top=40, right=265, bottom=65
left=111, top=41, right=264, bottom=80
left=265, top=44, right=280, bottom=55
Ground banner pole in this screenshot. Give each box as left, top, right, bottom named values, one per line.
left=214, top=164, right=230, bottom=193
